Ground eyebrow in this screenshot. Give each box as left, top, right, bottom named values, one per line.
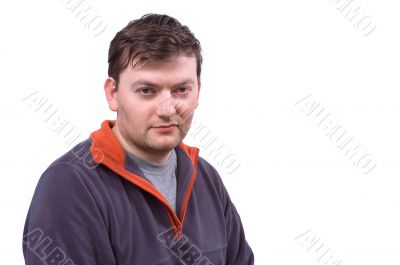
left=131, top=78, right=196, bottom=88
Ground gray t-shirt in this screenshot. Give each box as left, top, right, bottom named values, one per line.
left=126, top=149, right=177, bottom=213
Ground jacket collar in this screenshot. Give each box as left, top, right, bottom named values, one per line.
left=89, top=120, right=199, bottom=167
left=89, top=120, right=200, bottom=233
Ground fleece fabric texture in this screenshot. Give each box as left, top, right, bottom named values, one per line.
left=23, top=120, right=254, bottom=265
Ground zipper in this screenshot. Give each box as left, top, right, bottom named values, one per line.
left=165, top=147, right=199, bottom=238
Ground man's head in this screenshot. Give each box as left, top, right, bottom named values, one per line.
left=107, top=13, right=202, bottom=87
left=104, top=13, right=202, bottom=163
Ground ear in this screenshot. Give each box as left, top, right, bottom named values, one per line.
left=104, top=77, right=118, bottom=112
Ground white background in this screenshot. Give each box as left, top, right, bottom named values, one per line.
left=1, top=0, right=399, bottom=264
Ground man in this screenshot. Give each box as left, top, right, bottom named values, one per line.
left=23, top=13, right=254, bottom=265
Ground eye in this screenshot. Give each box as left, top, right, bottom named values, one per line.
left=138, top=87, right=155, bottom=95
left=177, top=87, right=190, bottom=94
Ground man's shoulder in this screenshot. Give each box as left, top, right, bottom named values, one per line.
left=197, top=156, right=219, bottom=176
left=48, top=137, right=93, bottom=168
left=42, top=137, right=96, bottom=179
left=34, top=137, right=104, bottom=196
left=196, top=155, right=226, bottom=188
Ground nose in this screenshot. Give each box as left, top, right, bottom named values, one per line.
left=156, top=95, right=176, bottom=117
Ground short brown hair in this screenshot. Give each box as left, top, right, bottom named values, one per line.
left=108, top=13, right=202, bottom=85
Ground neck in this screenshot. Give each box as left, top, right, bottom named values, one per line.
left=111, top=123, right=172, bottom=165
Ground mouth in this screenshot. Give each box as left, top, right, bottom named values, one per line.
left=153, top=123, right=178, bottom=128
left=152, top=124, right=178, bottom=132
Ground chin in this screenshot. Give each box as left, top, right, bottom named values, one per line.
left=148, top=140, right=179, bottom=151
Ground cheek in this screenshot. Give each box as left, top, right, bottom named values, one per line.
left=177, top=100, right=198, bottom=121
left=121, top=99, right=152, bottom=118
left=119, top=104, right=153, bottom=129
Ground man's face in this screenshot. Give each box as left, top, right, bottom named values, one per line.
left=105, top=54, right=200, bottom=155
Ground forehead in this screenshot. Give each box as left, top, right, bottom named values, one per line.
left=121, top=54, right=198, bottom=84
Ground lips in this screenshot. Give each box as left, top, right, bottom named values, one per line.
left=152, top=124, right=178, bottom=133
left=153, top=124, right=178, bottom=128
